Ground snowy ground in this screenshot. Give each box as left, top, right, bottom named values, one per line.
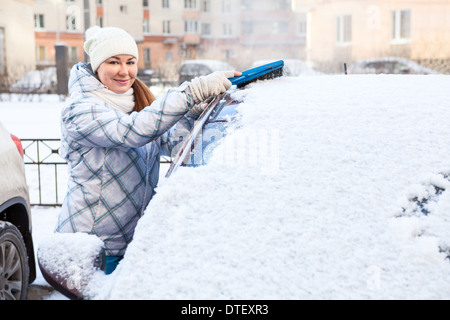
left=1, top=74, right=450, bottom=300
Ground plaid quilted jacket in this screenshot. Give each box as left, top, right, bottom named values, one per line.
left=56, top=63, right=196, bottom=256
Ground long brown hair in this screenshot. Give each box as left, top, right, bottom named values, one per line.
left=132, top=78, right=156, bottom=112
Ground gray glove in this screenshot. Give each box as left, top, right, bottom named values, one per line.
left=188, top=71, right=235, bottom=105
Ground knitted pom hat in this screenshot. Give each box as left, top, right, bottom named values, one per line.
left=84, top=26, right=139, bottom=72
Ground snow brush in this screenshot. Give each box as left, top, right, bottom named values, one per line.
left=229, top=60, right=285, bottom=88
left=165, top=60, right=285, bottom=178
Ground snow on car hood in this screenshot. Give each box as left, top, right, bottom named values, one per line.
left=89, top=74, right=450, bottom=299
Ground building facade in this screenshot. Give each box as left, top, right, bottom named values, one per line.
left=0, top=0, right=36, bottom=88
left=293, top=0, right=450, bottom=72
left=4, top=0, right=448, bottom=84
left=32, top=0, right=306, bottom=73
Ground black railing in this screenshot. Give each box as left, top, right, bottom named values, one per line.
left=21, top=139, right=172, bottom=207
left=21, top=139, right=67, bottom=207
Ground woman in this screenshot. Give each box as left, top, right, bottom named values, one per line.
left=56, top=26, right=240, bottom=274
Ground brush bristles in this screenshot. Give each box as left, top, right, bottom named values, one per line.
left=236, top=67, right=284, bottom=88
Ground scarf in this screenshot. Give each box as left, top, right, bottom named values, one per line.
left=87, top=87, right=135, bottom=114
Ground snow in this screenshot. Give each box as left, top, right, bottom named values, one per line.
left=38, top=232, right=105, bottom=296
left=10, top=67, right=57, bottom=93
left=1, top=74, right=450, bottom=299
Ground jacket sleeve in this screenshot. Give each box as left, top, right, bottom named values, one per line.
left=62, top=88, right=196, bottom=151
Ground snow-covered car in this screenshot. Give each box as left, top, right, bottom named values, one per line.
left=348, top=57, right=439, bottom=75
left=75, top=72, right=450, bottom=300
left=0, top=122, right=36, bottom=300
left=39, top=72, right=450, bottom=300
left=178, top=60, right=235, bottom=85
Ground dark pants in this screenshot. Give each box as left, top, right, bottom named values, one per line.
left=105, top=256, right=123, bottom=274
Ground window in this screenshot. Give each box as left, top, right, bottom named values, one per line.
left=166, top=51, right=173, bottom=61
left=392, top=9, right=411, bottom=42
left=242, top=21, right=253, bottom=35
left=163, top=21, right=171, bottom=34
left=68, top=46, right=78, bottom=63
left=223, top=23, right=232, bottom=36
left=222, top=49, right=233, bottom=60
left=96, top=16, right=103, bottom=27
left=66, top=15, right=77, bottom=31
left=201, top=23, right=211, bottom=36
left=269, top=0, right=278, bottom=10
left=162, top=0, right=170, bottom=8
left=184, top=0, right=197, bottom=10
left=185, top=20, right=199, bottom=33
left=242, top=0, right=253, bottom=10
left=120, top=5, right=128, bottom=13
left=35, top=14, right=45, bottom=29
left=336, top=14, right=352, bottom=45
left=66, top=5, right=80, bottom=31
left=298, top=14, right=306, bottom=36
left=36, top=45, right=46, bottom=63
left=279, top=0, right=291, bottom=10
left=299, top=20, right=306, bottom=35
left=144, top=48, right=151, bottom=69
left=96, top=0, right=103, bottom=5
left=201, top=0, right=211, bottom=12
left=0, top=28, right=5, bottom=75
left=222, top=0, right=231, bottom=13
left=272, top=21, right=289, bottom=34
left=143, top=19, right=150, bottom=33
left=143, top=0, right=149, bottom=8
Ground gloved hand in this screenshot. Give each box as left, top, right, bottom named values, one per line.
left=190, top=102, right=209, bottom=116
left=188, top=71, right=235, bottom=105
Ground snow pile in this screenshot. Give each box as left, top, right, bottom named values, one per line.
left=11, top=67, right=57, bottom=93
left=38, top=232, right=105, bottom=297
left=83, top=74, right=450, bottom=300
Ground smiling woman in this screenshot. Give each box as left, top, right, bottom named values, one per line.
left=45, top=25, right=239, bottom=290
left=97, top=55, right=138, bottom=94
left=83, top=26, right=156, bottom=113
left=87, top=54, right=152, bottom=114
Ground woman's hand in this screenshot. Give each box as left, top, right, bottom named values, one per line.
left=189, top=71, right=242, bottom=105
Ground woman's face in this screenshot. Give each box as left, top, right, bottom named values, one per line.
left=97, top=55, right=138, bottom=94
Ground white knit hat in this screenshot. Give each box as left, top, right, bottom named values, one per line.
left=84, top=26, right=139, bottom=72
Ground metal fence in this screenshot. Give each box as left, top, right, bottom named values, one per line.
left=22, top=138, right=172, bottom=207
left=22, top=139, right=67, bottom=207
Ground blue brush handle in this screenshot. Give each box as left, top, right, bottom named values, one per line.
left=228, top=60, right=284, bottom=86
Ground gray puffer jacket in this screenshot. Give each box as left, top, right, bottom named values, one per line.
left=56, top=62, right=197, bottom=256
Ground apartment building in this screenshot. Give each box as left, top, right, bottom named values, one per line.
left=292, top=0, right=450, bottom=72
left=32, top=0, right=305, bottom=73
left=3, top=0, right=449, bottom=86
left=0, top=0, right=35, bottom=87
left=34, top=0, right=144, bottom=68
